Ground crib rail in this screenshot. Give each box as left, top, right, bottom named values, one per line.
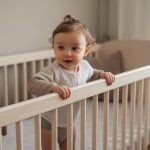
left=0, top=50, right=54, bottom=67
left=0, top=49, right=96, bottom=106
left=0, top=65, right=150, bottom=150
left=0, top=50, right=55, bottom=106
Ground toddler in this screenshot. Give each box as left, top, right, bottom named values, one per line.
left=29, top=15, right=115, bottom=150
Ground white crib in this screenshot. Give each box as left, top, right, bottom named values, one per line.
left=0, top=48, right=150, bottom=150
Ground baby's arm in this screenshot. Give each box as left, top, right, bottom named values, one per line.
left=29, top=76, right=57, bottom=97
left=100, top=71, right=115, bottom=85
left=29, top=64, right=71, bottom=99
left=52, top=85, right=71, bottom=100
left=29, top=76, right=71, bottom=99
left=89, top=69, right=115, bottom=85
left=51, top=71, right=115, bottom=99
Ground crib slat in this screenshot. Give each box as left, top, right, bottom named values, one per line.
left=44, top=58, right=51, bottom=66
left=67, top=104, right=73, bottom=150
left=92, top=95, right=98, bottom=150
left=14, top=64, right=19, bottom=103
left=36, top=60, right=44, bottom=72
left=113, top=88, right=119, bottom=150
left=136, top=80, right=144, bottom=150
left=32, top=61, right=36, bottom=76
left=40, top=60, right=44, bottom=69
left=49, top=58, right=52, bottom=65
left=129, top=82, right=136, bottom=150
left=143, top=78, right=150, bottom=150
left=4, top=66, right=8, bottom=106
left=31, top=61, right=36, bottom=98
left=48, top=58, right=51, bottom=65
left=122, top=85, right=128, bottom=150
left=0, top=128, right=2, bottom=150
left=103, top=91, right=109, bottom=150
left=51, top=109, right=58, bottom=150
left=34, top=115, right=42, bottom=150
left=23, top=63, right=27, bottom=100
left=80, top=99, right=86, bottom=150
left=44, top=59, right=49, bottom=67
left=16, top=121, right=23, bottom=150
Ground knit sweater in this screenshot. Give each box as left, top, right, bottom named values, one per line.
left=29, top=60, right=103, bottom=127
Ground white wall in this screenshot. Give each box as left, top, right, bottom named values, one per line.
left=0, top=0, right=99, bottom=56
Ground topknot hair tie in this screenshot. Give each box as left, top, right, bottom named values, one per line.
left=64, top=15, right=79, bottom=23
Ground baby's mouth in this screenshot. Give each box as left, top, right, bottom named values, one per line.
left=64, top=60, right=73, bottom=63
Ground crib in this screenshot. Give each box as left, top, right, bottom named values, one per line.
left=0, top=46, right=150, bottom=150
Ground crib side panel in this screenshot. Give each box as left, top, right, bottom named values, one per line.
left=0, top=50, right=55, bottom=107
left=0, top=60, right=150, bottom=149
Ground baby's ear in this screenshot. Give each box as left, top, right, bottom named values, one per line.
left=84, top=46, right=90, bottom=57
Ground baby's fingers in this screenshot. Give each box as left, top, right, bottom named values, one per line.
left=106, top=72, right=115, bottom=85
left=110, top=74, right=115, bottom=85
left=62, top=87, right=71, bottom=99
left=59, top=86, right=71, bottom=99
left=52, top=85, right=71, bottom=99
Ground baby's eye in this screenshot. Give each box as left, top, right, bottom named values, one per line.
left=58, top=46, right=65, bottom=50
left=72, top=47, right=80, bottom=52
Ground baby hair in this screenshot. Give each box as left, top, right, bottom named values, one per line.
left=50, top=15, right=95, bottom=47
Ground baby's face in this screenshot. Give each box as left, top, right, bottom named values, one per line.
left=53, top=31, right=89, bottom=73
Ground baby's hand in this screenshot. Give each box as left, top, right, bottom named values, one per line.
left=100, top=72, right=115, bottom=85
left=52, top=85, right=71, bottom=99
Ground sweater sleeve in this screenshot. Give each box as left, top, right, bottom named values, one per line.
left=88, top=69, right=104, bottom=82
left=28, top=66, right=57, bottom=97
left=28, top=77, right=57, bottom=97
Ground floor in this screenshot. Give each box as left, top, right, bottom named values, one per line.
left=2, top=100, right=148, bottom=150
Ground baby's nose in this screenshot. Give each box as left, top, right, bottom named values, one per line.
left=65, top=49, right=72, bottom=55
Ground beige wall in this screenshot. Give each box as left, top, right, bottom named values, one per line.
left=0, top=0, right=99, bottom=56
left=98, top=0, right=119, bottom=41
left=98, top=0, right=109, bottom=41
left=98, top=0, right=150, bottom=41
left=1, top=0, right=150, bottom=56
left=108, top=0, right=150, bottom=40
